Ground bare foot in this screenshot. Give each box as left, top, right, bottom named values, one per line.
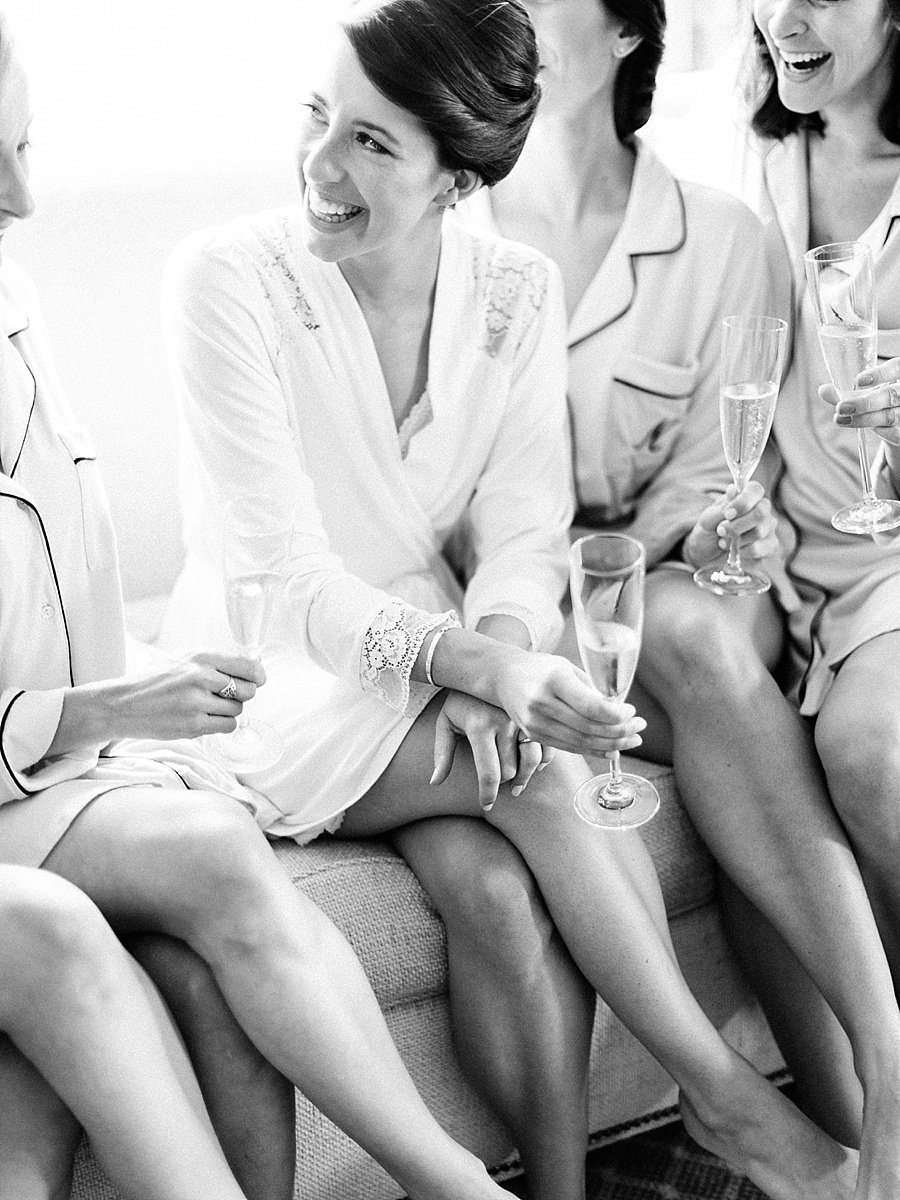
left=679, top=1053, right=857, bottom=1200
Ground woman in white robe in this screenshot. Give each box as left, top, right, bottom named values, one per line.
left=163, top=3, right=867, bottom=1197
left=0, top=16, right=522, bottom=1200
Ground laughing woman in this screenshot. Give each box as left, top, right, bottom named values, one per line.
left=0, top=13, right=526, bottom=1199
left=163, top=1, right=863, bottom=1197
left=446, top=3, right=900, bottom=1199
left=644, top=0, right=900, bottom=1191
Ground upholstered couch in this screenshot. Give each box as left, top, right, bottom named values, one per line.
left=12, top=172, right=783, bottom=1200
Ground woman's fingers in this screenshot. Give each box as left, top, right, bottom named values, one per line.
left=430, top=710, right=458, bottom=786
left=509, top=737, right=543, bottom=797
left=469, top=735, right=504, bottom=812
left=834, top=385, right=900, bottom=443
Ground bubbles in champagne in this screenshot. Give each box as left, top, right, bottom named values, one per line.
left=225, top=572, right=281, bottom=654
left=720, top=381, right=778, bottom=488
left=817, top=325, right=877, bottom=395
left=576, top=621, right=640, bottom=702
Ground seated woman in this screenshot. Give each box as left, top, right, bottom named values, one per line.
left=161, top=1, right=864, bottom=1196
left=0, top=864, right=256, bottom=1200
left=0, top=14, right=517, bottom=1200
left=562, top=0, right=900, bottom=1193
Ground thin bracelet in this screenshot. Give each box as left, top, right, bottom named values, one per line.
left=424, top=626, right=449, bottom=686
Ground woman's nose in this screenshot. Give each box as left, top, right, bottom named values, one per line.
left=302, top=129, right=344, bottom=186
left=0, top=157, right=34, bottom=221
left=765, top=0, right=808, bottom=41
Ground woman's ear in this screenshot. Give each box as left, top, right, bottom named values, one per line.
left=613, top=23, right=643, bottom=60
left=435, top=168, right=482, bottom=208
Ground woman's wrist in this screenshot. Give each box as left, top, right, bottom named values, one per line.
left=49, top=682, right=121, bottom=758
left=427, top=626, right=524, bottom=708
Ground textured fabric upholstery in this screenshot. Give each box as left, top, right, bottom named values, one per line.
left=68, top=758, right=782, bottom=1200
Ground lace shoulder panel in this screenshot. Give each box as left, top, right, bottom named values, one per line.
left=471, top=240, right=549, bottom=359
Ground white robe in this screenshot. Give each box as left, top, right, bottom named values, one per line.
left=161, top=209, right=573, bottom=843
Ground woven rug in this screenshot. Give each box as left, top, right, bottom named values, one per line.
left=504, top=1119, right=769, bottom=1200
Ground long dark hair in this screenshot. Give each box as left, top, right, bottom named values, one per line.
left=749, top=2, right=900, bottom=142
left=342, top=0, right=541, bottom=187
left=602, top=0, right=666, bottom=142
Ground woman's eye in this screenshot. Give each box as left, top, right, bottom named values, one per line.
left=17, top=140, right=30, bottom=154
left=355, top=132, right=388, bottom=155
left=300, top=102, right=326, bottom=125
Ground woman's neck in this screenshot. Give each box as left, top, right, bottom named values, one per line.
left=338, top=216, right=443, bottom=315
left=495, top=103, right=633, bottom=223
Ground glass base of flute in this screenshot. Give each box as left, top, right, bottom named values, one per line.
left=574, top=751, right=660, bottom=830
left=210, top=708, right=283, bottom=773
left=832, top=429, right=900, bottom=533
left=693, top=547, right=771, bottom=597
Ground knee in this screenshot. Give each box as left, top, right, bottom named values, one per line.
left=164, top=799, right=286, bottom=949
left=815, top=706, right=900, bottom=844
left=0, top=871, right=114, bottom=1009
left=642, top=596, right=762, bottom=698
left=125, top=932, right=218, bottom=1014
left=434, top=838, right=555, bottom=964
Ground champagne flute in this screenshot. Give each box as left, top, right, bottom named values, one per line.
left=211, top=495, right=293, bottom=772
left=694, top=314, right=787, bottom=596
left=569, top=533, right=660, bottom=830
left=804, top=240, right=900, bottom=535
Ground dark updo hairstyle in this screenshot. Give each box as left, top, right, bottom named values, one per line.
left=342, top=0, right=540, bottom=186
left=748, top=2, right=900, bottom=142
left=602, top=0, right=666, bottom=143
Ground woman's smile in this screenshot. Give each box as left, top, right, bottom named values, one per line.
left=306, top=186, right=365, bottom=227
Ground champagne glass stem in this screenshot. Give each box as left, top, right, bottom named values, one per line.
left=725, top=530, right=744, bottom=576
left=601, top=750, right=635, bottom=810
left=856, top=426, right=877, bottom=500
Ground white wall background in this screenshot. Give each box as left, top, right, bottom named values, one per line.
left=3, top=0, right=742, bottom=609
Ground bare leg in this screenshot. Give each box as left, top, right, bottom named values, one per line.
left=43, top=791, right=509, bottom=1200
left=0, top=865, right=248, bottom=1200
left=337, top=699, right=857, bottom=1200
left=126, top=932, right=296, bottom=1200
left=637, top=570, right=900, bottom=1200
left=391, top=816, right=594, bottom=1200
left=717, top=873, right=862, bottom=1147
left=0, top=1037, right=81, bottom=1200
left=814, top=631, right=900, bottom=1200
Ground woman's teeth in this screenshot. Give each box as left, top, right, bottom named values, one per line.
left=781, top=50, right=831, bottom=76
left=309, top=189, right=363, bottom=223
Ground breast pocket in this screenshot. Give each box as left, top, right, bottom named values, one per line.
left=607, top=352, right=699, bottom=501
left=57, top=426, right=117, bottom=571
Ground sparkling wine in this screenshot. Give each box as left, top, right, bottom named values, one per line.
left=720, top=381, right=778, bottom=488
left=225, top=572, right=281, bottom=654
left=817, top=324, right=877, bottom=395
left=576, top=621, right=640, bottom=702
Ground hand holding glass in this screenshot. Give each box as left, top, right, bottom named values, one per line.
left=804, top=240, right=900, bottom=535
left=694, top=314, right=787, bottom=596
left=569, top=533, right=659, bottom=829
left=211, top=496, right=292, bottom=771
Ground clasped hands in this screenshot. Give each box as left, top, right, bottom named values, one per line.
left=430, top=652, right=646, bottom=812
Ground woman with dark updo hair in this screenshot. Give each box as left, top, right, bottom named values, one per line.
left=163, top=1, right=863, bottom=1196
left=456, top=1, right=900, bottom=1195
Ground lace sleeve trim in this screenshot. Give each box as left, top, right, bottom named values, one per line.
left=360, top=601, right=461, bottom=714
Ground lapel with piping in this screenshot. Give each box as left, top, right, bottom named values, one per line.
left=568, top=141, right=687, bottom=351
